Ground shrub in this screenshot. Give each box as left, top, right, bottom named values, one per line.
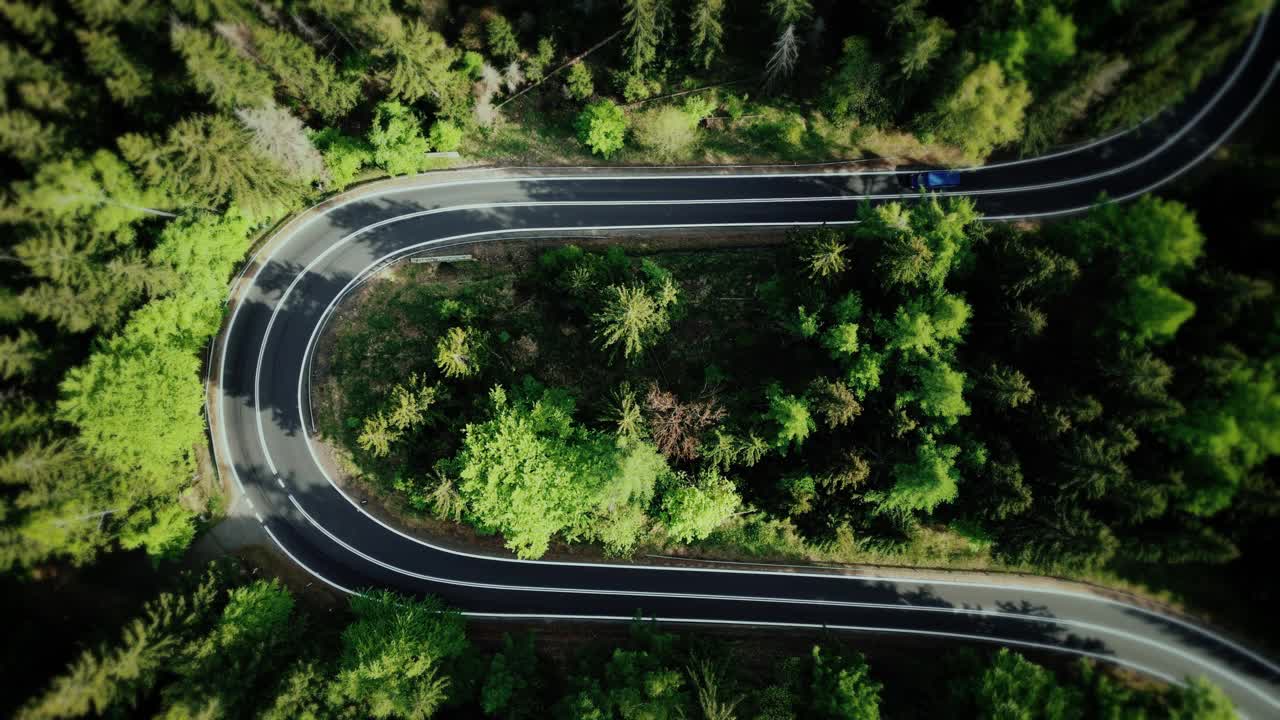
left=631, top=106, right=699, bottom=161
left=427, top=121, right=464, bottom=152
left=312, top=128, right=370, bottom=191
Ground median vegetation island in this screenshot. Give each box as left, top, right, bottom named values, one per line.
left=319, top=191, right=1280, bottom=602
left=12, top=562, right=1242, bottom=719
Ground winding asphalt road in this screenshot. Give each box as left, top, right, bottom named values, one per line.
left=210, top=13, right=1280, bottom=716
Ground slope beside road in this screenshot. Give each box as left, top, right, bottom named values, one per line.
left=209, top=12, right=1280, bottom=717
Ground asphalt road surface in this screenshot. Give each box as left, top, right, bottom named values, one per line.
left=211, top=12, right=1280, bottom=717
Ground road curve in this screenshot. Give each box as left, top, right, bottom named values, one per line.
left=211, top=13, right=1280, bottom=717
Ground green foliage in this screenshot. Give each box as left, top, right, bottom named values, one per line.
left=367, top=100, right=430, bottom=176
left=436, top=326, right=482, bottom=378
left=765, top=385, right=815, bottom=452
left=566, top=61, right=595, bottom=101
left=661, top=468, right=741, bottom=542
left=170, top=24, right=274, bottom=110
left=918, top=61, right=1031, bottom=159
left=898, top=17, right=953, bottom=80
left=623, top=0, right=667, bottom=73
left=313, top=127, right=371, bottom=190
left=1120, top=275, right=1196, bottom=345
left=428, top=120, right=464, bottom=152
left=631, top=105, right=699, bottom=161
left=333, top=591, right=468, bottom=719
left=378, top=19, right=469, bottom=113
left=249, top=23, right=362, bottom=120
left=594, top=282, right=678, bottom=360
left=1165, top=353, right=1280, bottom=516
left=973, top=648, right=1081, bottom=720
left=802, top=227, right=850, bottom=279
left=487, top=14, right=520, bottom=60
left=808, top=646, right=882, bottom=719
left=452, top=387, right=667, bottom=558
left=576, top=100, right=627, bottom=157
left=482, top=633, right=542, bottom=719
left=120, top=114, right=300, bottom=214
left=76, top=30, right=152, bottom=106
left=688, top=0, right=725, bottom=68
left=525, top=37, right=556, bottom=83
left=876, top=440, right=961, bottom=514
left=823, top=36, right=887, bottom=125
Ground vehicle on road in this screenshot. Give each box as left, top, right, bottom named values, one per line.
left=910, top=170, right=962, bottom=190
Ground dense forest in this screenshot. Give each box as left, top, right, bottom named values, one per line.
left=0, top=0, right=1268, bottom=574
left=8, top=561, right=1242, bottom=719
left=0, top=0, right=1275, bottom=717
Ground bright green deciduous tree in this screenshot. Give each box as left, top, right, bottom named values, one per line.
left=332, top=591, right=468, bottom=720
left=312, top=128, right=371, bottom=190
left=766, top=385, right=815, bottom=452
left=808, top=646, right=882, bottom=720
left=453, top=387, right=666, bottom=558
left=631, top=106, right=699, bottom=162
left=919, top=61, right=1030, bottom=159
left=367, top=100, right=430, bottom=176
left=973, top=649, right=1081, bottom=720
left=576, top=99, right=628, bottom=157
left=661, top=468, right=741, bottom=542
left=877, top=440, right=961, bottom=514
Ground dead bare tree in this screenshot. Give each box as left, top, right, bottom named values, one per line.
left=765, top=24, right=800, bottom=87
left=644, top=383, right=726, bottom=462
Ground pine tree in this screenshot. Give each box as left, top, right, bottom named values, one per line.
left=802, top=227, right=849, bottom=279
left=119, top=114, right=300, bottom=213
left=0, top=328, right=43, bottom=380
left=171, top=24, right=274, bottom=110
left=623, top=0, right=668, bottom=73
left=435, top=326, right=480, bottom=378
left=248, top=23, right=362, bottom=121
left=688, top=0, right=725, bottom=69
left=76, top=30, right=153, bottom=106
left=379, top=18, right=469, bottom=116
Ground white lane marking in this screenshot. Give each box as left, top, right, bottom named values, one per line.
left=282, top=488, right=1280, bottom=711
left=276, top=476, right=286, bottom=489
left=262, top=524, right=359, bottom=595
left=255, top=512, right=264, bottom=523
left=245, top=497, right=254, bottom=510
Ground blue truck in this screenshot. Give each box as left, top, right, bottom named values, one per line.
left=910, top=170, right=962, bottom=190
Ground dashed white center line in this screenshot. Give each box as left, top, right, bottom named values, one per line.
left=276, top=476, right=285, bottom=489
